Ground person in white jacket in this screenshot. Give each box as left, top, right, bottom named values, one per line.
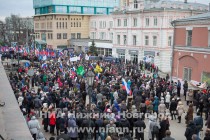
left=28, top=116, right=40, bottom=140
left=165, top=92, right=171, bottom=108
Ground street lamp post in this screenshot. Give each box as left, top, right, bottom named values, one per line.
left=30, top=33, right=36, bottom=63
left=86, top=69, right=95, bottom=140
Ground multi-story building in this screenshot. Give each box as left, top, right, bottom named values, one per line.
left=111, top=0, right=208, bottom=73
left=172, top=12, right=210, bottom=84
left=33, top=0, right=120, bottom=49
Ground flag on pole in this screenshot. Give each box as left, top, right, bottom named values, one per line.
left=122, top=78, right=132, bottom=95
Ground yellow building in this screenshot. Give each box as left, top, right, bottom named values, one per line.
left=34, top=14, right=90, bottom=49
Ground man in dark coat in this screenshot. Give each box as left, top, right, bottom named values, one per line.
left=119, top=118, right=130, bottom=136
left=185, top=121, right=199, bottom=140
left=169, top=98, right=177, bottom=120
left=134, top=118, right=146, bottom=140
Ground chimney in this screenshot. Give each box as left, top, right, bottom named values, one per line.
left=184, top=0, right=187, bottom=3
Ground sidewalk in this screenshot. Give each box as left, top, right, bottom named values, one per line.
left=0, top=62, right=32, bottom=140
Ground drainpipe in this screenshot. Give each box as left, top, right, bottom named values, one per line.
left=170, top=21, right=175, bottom=82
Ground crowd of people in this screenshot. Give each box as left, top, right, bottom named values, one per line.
left=4, top=51, right=210, bottom=140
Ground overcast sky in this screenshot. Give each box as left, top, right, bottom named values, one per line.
left=0, top=0, right=209, bottom=21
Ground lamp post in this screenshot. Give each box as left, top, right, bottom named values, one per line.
left=86, top=69, right=95, bottom=140
left=30, top=33, right=36, bottom=63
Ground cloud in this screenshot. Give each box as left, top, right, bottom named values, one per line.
left=0, top=0, right=33, bottom=20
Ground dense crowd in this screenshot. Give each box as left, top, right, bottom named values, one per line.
left=5, top=52, right=210, bottom=140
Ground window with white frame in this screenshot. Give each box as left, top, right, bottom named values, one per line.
left=124, top=19, right=127, bottom=27
left=109, top=21, right=113, bottom=28
left=123, top=35, right=127, bottom=45
left=154, top=17, right=157, bottom=26
left=183, top=67, right=192, bottom=81
left=103, top=21, right=106, bottom=28
left=117, top=19, right=121, bottom=27
left=133, top=35, right=137, bottom=45
left=186, top=30, right=192, bottom=46
left=100, top=32, right=106, bottom=40
left=117, top=35, right=120, bottom=44
left=91, top=21, right=96, bottom=28
left=153, top=36, right=157, bottom=46
left=99, top=21, right=102, bottom=29
left=133, top=18, right=137, bottom=27
left=109, top=33, right=113, bottom=41
left=145, top=36, right=149, bottom=45
left=134, top=0, right=138, bottom=9
left=146, top=18, right=149, bottom=27
left=168, top=36, right=172, bottom=46
left=90, top=32, right=96, bottom=39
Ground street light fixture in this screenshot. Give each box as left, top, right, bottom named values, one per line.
left=86, top=69, right=95, bottom=140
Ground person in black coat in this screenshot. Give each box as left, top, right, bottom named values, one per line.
left=169, top=98, right=177, bottom=120
left=134, top=118, right=146, bottom=140
left=159, top=117, right=168, bottom=140
left=185, top=121, right=199, bottom=140
left=119, top=118, right=130, bottom=136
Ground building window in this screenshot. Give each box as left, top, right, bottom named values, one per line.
left=133, top=18, right=137, bottom=27
left=63, top=33, right=67, bottom=39
left=145, top=36, right=149, bottom=45
left=154, top=18, right=157, bottom=26
left=146, top=18, right=149, bottom=26
left=57, top=33, right=61, bottom=39
left=153, top=36, right=157, bottom=46
left=183, top=67, right=192, bottom=81
left=60, top=22, right=61, bottom=28
left=35, top=23, right=39, bottom=29
left=134, top=0, right=138, bottom=9
left=63, top=22, right=65, bottom=28
left=133, top=35, right=137, bottom=45
left=109, top=21, right=113, bottom=28
left=100, top=32, right=106, bottom=40
left=77, top=33, right=81, bottom=39
left=99, top=21, right=102, bottom=29
left=71, top=33, right=75, bottom=39
left=124, top=19, right=127, bottom=27
left=123, top=35, right=127, bottom=45
left=97, top=48, right=105, bottom=55
left=117, top=35, right=120, bottom=45
left=79, top=22, right=81, bottom=27
left=109, top=33, right=113, bottom=41
left=187, top=30, right=192, bottom=46
left=117, top=19, right=121, bottom=27
left=41, top=23, right=45, bottom=29
left=65, top=22, right=67, bottom=29
left=90, top=32, right=96, bottom=39
left=103, top=21, right=106, bottom=28
left=105, top=49, right=112, bottom=56
left=168, top=36, right=172, bottom=46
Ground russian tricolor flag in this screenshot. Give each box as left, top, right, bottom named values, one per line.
left=122, top=78, right=132, bottom=96
left=41, top=63, right=47, bottom=69
left=59, top=63, right=63, bottom=71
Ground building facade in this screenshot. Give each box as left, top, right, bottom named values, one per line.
left=172, top=12, right=210, bottom=84
left=111, top=0, right=208, bottom=73
left=33, top=0, right=120, bottom=49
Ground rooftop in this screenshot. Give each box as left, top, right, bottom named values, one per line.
left=172, top=12, right=210, bottom=22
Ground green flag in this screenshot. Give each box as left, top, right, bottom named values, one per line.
left=76, top=66, right=85, bottom=76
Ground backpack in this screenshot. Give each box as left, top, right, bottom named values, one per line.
left=152, top=125, right=159, bottom=134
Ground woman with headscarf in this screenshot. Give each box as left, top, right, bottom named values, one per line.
left=68, top=113, right=78, bottom=140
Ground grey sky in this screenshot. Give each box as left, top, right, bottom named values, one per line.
left=0, top=0, right=209, bottom=21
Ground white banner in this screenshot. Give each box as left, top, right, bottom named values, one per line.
left=70, top=57, right=78, bottom=62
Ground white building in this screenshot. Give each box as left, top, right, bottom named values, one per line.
left=88, top=15, right=114, bottom=56
left=111, top=0, right=208, bottom=73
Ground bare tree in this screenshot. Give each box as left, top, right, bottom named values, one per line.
left=0, top=20, right=7, bottom=45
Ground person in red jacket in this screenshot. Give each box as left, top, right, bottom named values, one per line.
left=49, top=108, right=56, bottom=135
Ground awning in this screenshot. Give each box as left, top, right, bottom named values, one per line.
left=88, top=42, right=113, bottom=49
left=35, top=40, right=47, bottom=45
